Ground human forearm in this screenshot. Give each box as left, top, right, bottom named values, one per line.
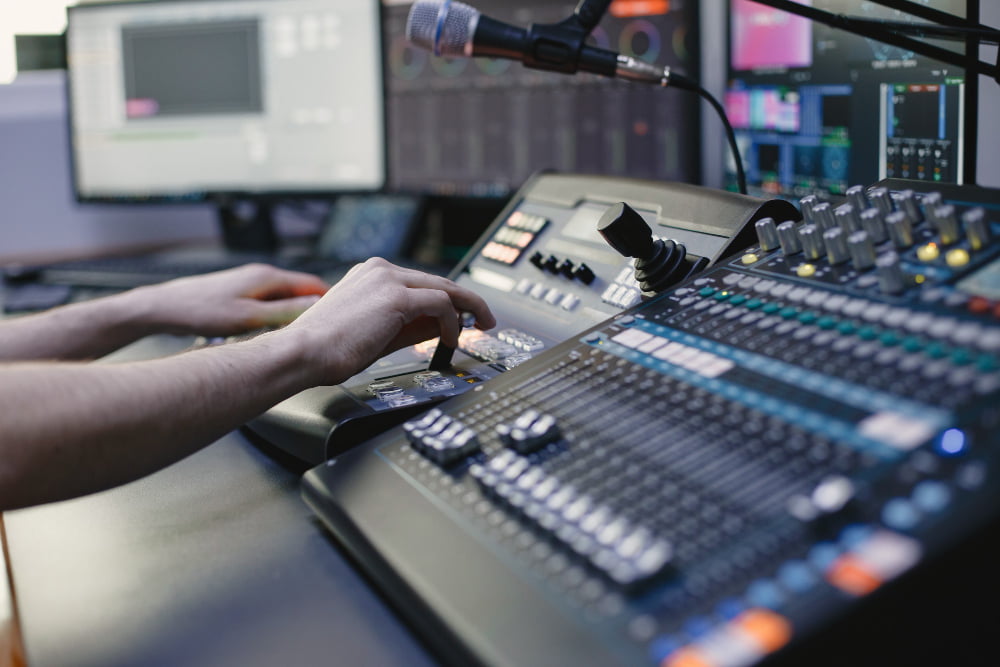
left=0, top=290, right=160, bottom=361
left=0, top=264, right=328, bottom=362
left=0, top=327, right=325, bottom=510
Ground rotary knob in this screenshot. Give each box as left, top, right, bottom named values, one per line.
left=932, top=205, right=961, bottom=245
left=962, top=207, right=992, bottom=251
left=868, top=187, right=894, bottom=216
left=876, top=252, right=907, bottom=295
left=848, top=230, right=876, bottom=270
left=812, top=202, right=837, bottom=232
left=885, top=211, right=914, bottom=249
left=860, top=208, right=888, bottom=244
left=897, top=189, right=923, bottom=224
left=823, top=227, right=850, bottom=265
left=835, top=203, right=862, bottom=234
left=777, top=221, right=802, bottom=255
left=755, top=217, right=781, bottom=251
left=846, top=184, right=870, bottom=212
left=798, top=224, right=824, bottom=261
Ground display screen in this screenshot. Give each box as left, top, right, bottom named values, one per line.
left=66, top=0, right=386, bottom=201
left=726, top=0, right=971, bottom=200
left=381, top=0, right=701, bottom=197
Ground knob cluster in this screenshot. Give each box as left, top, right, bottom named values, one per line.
left=751, top=185, right=994, bottom=296
left=529, top=251, right=595, bottom=284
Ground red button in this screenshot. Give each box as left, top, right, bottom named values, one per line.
left=968, top=296, right=992, bottom=315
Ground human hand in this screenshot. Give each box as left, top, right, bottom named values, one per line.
left=284, top=258, right=495, bottom=384
left=131, top=263, right=330, bottom=337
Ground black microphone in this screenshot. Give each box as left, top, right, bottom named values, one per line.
left=405, top=0, right=697, bottom=89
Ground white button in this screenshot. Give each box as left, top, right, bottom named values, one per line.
left=560, top=294, right=580, bottom=311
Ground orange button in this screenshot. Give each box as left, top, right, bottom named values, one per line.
left=663, top=647, right=713, bottom=667
left=968, top=296, right=992, bottom=315
left=826, top=555, right=883, bottom=596
left=733, top=608, right=793, bottom=653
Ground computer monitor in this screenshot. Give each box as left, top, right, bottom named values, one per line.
left=65, top=0, right=386, bottom=250
left=725, top=0, right=974, bottom=200
left=380, top=0, right=702, bottom=197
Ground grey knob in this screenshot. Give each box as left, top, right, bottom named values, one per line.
left=922, top=192, right=943, bottom=225
left=835, top=203, right=862, bottom=233
left=798, top=224, right=823, bottom=260
left=823, top=227, right=850, bottom=265
left=876, top=252, right=907, bottom=295
left=777, top=221, right=802, bottom=255
left=962, top=207, right=992, bottom=251
left=846, top=185, right=870, bottom=212
left=860, top=208, right=888, bottom=244
left=755, top=217, right=780, bottom=251
left=847, top=230, right=876, bottom=270
left=813, top=202, right=837, bottom=232
left=933, top=205, right=961, bottom=245
left=798, top=195, right=820, bottom=224
left=897, top=189, right=923, bottom=224
left=868, top=187, right=894, bottom=216
left=885, top=211, right=914, bottom=249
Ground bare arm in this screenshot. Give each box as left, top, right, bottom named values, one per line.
left=0, top=258, right=494, bottom=511
left=0, top=263, right=329, bottom=361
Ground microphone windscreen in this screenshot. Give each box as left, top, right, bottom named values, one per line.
left=406, top=0, right=478, bottom=57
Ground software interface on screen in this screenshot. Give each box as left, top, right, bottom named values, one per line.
left=727, top=0, right=969, bottom=200
left=67, top=0, right=385, bottom=201
left=382, top=0, right=701, bottom=196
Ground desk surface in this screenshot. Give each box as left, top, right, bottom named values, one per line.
left=1, top=336, right=438, bottom=667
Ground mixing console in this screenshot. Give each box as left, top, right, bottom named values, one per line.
left=302, top=179, right=1000, bottom=666
left=248, top=173, right=793, bottom=464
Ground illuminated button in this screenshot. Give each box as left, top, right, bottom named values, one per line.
left=857, top=326, right=879, bottom=341
left=742, top=252, right=760, bottom=265
left=779, top=307, right=799, bottom=319
left=950, top=348, right=974, bottom=366
left=878, top=331, right=901, bottom=347
left=713, top=291, right=731, bottom=301
left=836, top=321, right=857, bottom=335
left=945, top=248, right=971, bottom=267
left=796, top=263, right=817, bottom=278
left=925, top=342, right=949, bottom=359
left=916, top=243, right=940, bottom=262
left=968, top=296, right=992, bottom=315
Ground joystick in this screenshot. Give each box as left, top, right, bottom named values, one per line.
left=597, top=202, right=708, bottom=297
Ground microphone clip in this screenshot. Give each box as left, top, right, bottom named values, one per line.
left=521, top=0, right=612, bottom=75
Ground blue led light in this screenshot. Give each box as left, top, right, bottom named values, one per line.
left=937, top=428, right=968, bottom=457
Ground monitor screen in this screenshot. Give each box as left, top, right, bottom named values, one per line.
left=381, top=0, right=701, bottom=197
left=66, top=0, right=386, bottom=202
left=726, top=0, right=973, bottom=200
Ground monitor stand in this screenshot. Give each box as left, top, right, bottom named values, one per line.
left=217, top=200, right=280, bottom=254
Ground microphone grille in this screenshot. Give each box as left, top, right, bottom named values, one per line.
left=406, top=0, right=478, bottom=57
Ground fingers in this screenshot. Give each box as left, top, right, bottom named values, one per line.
left=242, top=267, right=330, bottom=300
left=403, top=288, right=463, bottom=347
left=250, top=294, right=324, bottom=327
